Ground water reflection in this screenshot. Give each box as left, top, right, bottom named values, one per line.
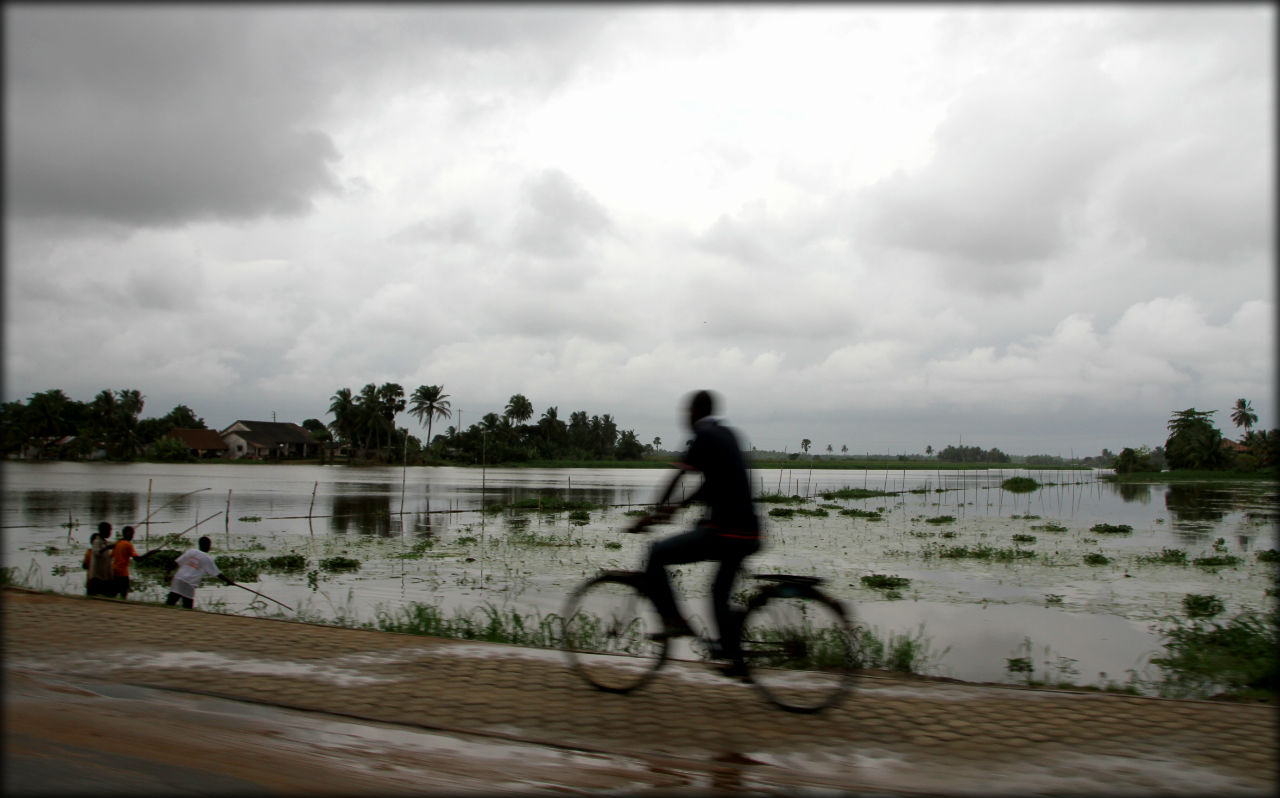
left=87, top=491, right=138, bottom=526
left=1165, top=485, right=1233, bottom=523
left=1112, top=482, right=1153, bottom=505
left=330, top=494, right=393, bottom=536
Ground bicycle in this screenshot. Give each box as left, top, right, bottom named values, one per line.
left=560, top=533, right=861, bottom=713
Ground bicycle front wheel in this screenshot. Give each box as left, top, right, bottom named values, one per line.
left=561, top=573, right=667, bottom=693
left=739, top=586, right=859, bottom=713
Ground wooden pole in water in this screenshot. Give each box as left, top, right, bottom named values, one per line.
left=225, top=489, right=232, bottom=548
left=145, top=479, right=153, bottom=548
left=400, top=433, right=408, bottom=539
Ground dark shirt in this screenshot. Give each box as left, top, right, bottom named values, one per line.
left=680, top=417, right=760, bottom=537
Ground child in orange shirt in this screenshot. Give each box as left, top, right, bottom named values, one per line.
left=110, top=526, right=146, bottom=598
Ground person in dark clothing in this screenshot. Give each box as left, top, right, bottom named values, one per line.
left=629, top=390, right=761, bottom=676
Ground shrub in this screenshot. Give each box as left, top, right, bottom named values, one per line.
left=213, top=554, right=261, bottom=582
left=1002, top=477, right=1039, bottom=493
left=768, top=507, right=796, bottom=518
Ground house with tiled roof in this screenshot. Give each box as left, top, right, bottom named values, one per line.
left=166, top=428, right=230, bottom=458
left=219, top=420, right=318, bottom=460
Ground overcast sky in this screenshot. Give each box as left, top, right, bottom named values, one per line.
left=4, top=5, right=1274, bottom=457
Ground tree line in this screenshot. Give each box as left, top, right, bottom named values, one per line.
left=1112, top=398, right=1276, bottom=474
left=0, top=388, right=205, bottom=460
left=0, top=384, right=657, bottom=465
left=322, top=383, right=652, bottom=464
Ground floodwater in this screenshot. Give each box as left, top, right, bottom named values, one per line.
left=3, top=461, right=1275, bottom=693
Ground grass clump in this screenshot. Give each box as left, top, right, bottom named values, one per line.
left=263, top=552, right=308, bottom=571
left=934, top=544, right=1034, bottom=561
left=319, top=556, right=361, bottom=572
left=1011, top=534, right=1037, bottom=544
left=861, top=574, right=911, bottom=591
left=1193, top=554, right=1241, bottom=568
left=1150, top=594, right=1277, bottom=699
left=768, top=507, right=796, bottom=518
left=840, top=508, right=883, bottom=521
left=238, top=515, right=263, bottom=523
left=509, top=530, right=582, bottom=548
left=1090, top=523, right=1133, bottom=535
left=1083, top=553, right=1110, bottom=566
left=213, top=554, right=261, bottom=582
left=1135, top=548, right=1188, bottom=566
left=819, top=487, right=897, bottom=501
left=1002, top=477, right=1039, bottom=493
left=758, top=492, right=807, bottom=504
left=924, top=515, right=955, bottom=525
left=1030, top=522, right=1068, bottom=533
left=373, top=602, right=562, bottom=647
left=1257, top=549, right=1280, bottom=563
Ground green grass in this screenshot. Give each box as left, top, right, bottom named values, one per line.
left=924, top=515, right=955, bottom=525
left=1151, top=600, right=1277, bottom=699
left=1030, top=522, right=1068, bottom=532
left=861, top=574, right=911, bottom=590
left=1011, top=534, right=1037, bottom=544
left=819, top=487, right=899, bottom=500
left=1192, top=555, right=1242, bottom=568
left=213, top=555, right=262, bottom=582
left=1090, top=523, right=1133, bottom=535
left=1135, top=548, right=1189, bottom=566
left=1083, top=553, right=1110, bottom=566
left=319, top=556, right=361, bottom=572
left=758, top=492, right=807, bottom=504
left=1001, top=477, right=1039, bottom=493
left=933, top=544, right=1035, bottom=562
left=263, top=552, right=308, bottom=571
left=840, top=508, right=883, bottom=521
left=1255, top=549, right=1279, bottom=563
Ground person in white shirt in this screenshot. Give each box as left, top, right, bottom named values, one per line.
left=165, top=536, right=235, bottom=609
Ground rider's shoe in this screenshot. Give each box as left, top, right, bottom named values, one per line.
left=717, top=660, right=752, bottom=682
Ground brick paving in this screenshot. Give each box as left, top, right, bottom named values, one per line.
left=4, top=588, right=1275, bottom=795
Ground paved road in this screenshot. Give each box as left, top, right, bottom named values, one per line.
left=3, top=588, right=1275, bottom=795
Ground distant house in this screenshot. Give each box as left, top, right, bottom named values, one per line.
left=219, top=421, right=319, bottom=460
left=166, top=428, right=230, bottom=459
left=1222, top=439, right=1249, bottom=455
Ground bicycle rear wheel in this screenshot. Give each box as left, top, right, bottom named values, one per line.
left=738, top=585, right=859, bottom=713
left=561, top=572, right=667, bottom=693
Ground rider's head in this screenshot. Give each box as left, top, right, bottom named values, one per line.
left=687, top=390, right=715, bottom=428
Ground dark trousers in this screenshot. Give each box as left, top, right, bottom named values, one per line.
left=165, top=591, right=194, bottom=609
left=644, top=523, right=759, bottom=657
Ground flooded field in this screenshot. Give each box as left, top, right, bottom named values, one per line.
left=3, top=461, right=1275, bottom=693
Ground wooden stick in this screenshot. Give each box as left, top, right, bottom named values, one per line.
left=233, top=583, right=294, bottom=612
left=139, top=512, right=223, bottom=557
left=133, top=487, right=211, bottom=526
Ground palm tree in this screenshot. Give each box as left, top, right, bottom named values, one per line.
left=328, top=388, right=356, bottom=447
left=409, top=385, right=452, bottom=453
left=1231, top=398, right=1257, bottom=436
left=801, top=438, right=811, bottom=453
left=505, top=394, right=534, bottom=425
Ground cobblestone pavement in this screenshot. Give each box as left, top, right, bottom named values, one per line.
left=4, top=588, right=1275, bottom=795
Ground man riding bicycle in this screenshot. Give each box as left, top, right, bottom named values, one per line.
left=629, top=389, right=761, bottom=676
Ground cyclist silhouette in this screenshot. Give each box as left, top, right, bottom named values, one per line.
left=629, top=390, right=761, bottom=675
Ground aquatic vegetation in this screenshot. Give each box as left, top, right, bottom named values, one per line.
left=1084, top=553, right=1110, bottom=566
left=1090, top=523, right=1133, bottom=535
left=933, top=544, right=1035, bottom=561
left=1031, top=522, right=1068, bottom=532
left=1001, top=477, right=1039, bottom=493
left=758, top=492, right=807, bottom=504
left=860, top=574, right=911, bottom=590
left=238, top=515, right=263, bottom=523
left=508, top=530, right=583, bottom=548
left=1150, top=596, right=1277, bottom=699
left=1011, top=534, right=1037, bottom=544
left=768, top=507, right=796, bottom=518
left=1181, top=594, right=1224, bottom=619
left=1044, top=594, right=1064, bottom=605
left=1257, top=549, right=1280, bottom=563
left=603, top=541, right=622, bottom=550
left=263, top=552, right=308, bottom=571
left=819, top=487, right=898, bottom=500
left=924, top=515, right=955, bottom=525
left=1135, top=548, right=1188, bottom=566
left=839, top=508, right=883, bottom=521
left=1192, top=554, right=1241, bottom=568
left=319, top=556, right=361, bottom=572
left=455, top=536, right=479, bottom=546
left=859, top=624, right=950, bottom=674
left=213, top=554, right=262, bottom=582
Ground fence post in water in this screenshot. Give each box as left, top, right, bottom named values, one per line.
left=225, top=489, right=232, bottom=548
left=145, top=479, right=153, bottom=548
left=309, top=481, right=317, bottom=520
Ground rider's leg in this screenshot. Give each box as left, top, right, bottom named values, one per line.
left=644, top=524, right=719, bottom=635
left=710, top=538, right=760, bottom=659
